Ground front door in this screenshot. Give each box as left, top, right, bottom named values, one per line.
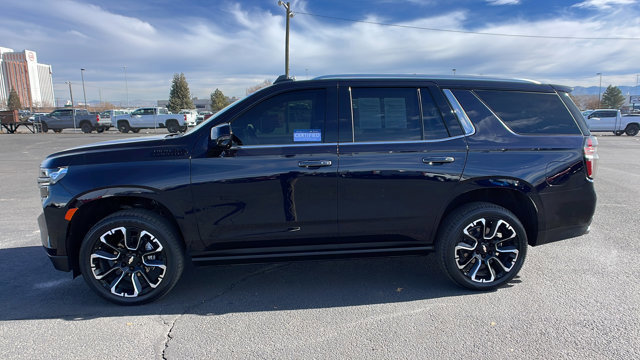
left=191, top=87, right=339, bottom=252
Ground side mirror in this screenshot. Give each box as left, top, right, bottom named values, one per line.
left=210, top=123, right=233, bottom=149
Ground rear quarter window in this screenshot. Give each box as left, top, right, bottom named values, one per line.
left=475, top=90, right=581, bottom=135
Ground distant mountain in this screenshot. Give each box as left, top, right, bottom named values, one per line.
left=572, top=86, right=640, bottom=96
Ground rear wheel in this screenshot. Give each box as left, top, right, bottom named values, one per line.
left=118, top=121, right=130, bottom=133
left=96, top=127, right=105, bottom=133
left=131, top=128, right=140, bottom=133
left=53, top=129, right=62, bottom=133
left=615, top=131, right=624, bottom=136
left=79, top=209, right=185, bottom=305
left=436, top=202, right=527, bottom=290
left=81, top=122, right=93, bottom=133
left=40, top=122, right=48, bottom=133
left=625, top=124, right=639, bottom=136
left=166, top=121, right=180, bottom=133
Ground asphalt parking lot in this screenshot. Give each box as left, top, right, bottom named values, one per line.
left=0, top=131, right=638, bottom=359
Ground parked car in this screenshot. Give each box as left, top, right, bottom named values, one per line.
left=113, top=107, right=187, bottom=133
left=38, top=75, right=597, bottom=305
left=585, top=109, right=639, bottom=136
left=179, top=109, right=198, bottom=127
left=98, top=109, right=132, bottom=131
left=34, top=108, right=105, bottom=133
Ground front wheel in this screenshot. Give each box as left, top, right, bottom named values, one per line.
left=79, top=209, right=185, bottom=305
left=625, top=124, right=639, bottom=136
left=166, top=121, right=180, bottom=133
left=436, top=202, right=528, bottom=290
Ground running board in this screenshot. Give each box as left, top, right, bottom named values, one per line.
left=191, top=246, right=434, bottom=265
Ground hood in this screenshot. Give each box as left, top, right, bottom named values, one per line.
left=41, top=134, right=191, bottom=169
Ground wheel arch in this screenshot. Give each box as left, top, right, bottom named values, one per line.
left=65, top=193, right=186, bottom=275
left=438, top=187, right=540, bottom=246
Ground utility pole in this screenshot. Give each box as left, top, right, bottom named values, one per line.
left=278, top=1, right=293, bottom=78
left=596, top=72, right=602, bottom=107
left=66, top=81, right=76, bottom=132
left=452, top=69, right=456, bottom=76
left=80, top=68, right=88, bottom=109
left=123, top=66, right=129, bottom=107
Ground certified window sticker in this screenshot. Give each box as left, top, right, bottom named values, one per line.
left=293, top=129, right=322, bottom=142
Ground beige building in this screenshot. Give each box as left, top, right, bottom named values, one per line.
left=0, top=47, right=55, bottom=109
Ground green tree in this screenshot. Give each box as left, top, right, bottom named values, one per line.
left=167, top=73, right=194, bottom=113
left=210, top=88, right=232, bottom=112
left=7, top=88, right=22, bottom=111
left=600, top=85, right=625, bottom=109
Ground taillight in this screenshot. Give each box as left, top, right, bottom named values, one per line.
left=96, top=114, right=100, bottom=123
left=184, top=115, right=187, bottom=122
left=584, top=136, right=598, bottom=179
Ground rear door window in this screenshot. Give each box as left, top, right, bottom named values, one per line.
left=475, top=90, right=581, bottom=135
left=350, top=88, right=421, bottom=142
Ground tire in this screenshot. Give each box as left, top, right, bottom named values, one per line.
left=53, top=129, right=62, bottom=133
left=436, top=202, right=528, bottom=291
left=81, top=122, right=93, bottom=133
left=79, top=209, right=185, bottom=305
left=96, top=127, right=105, bottom=133
left=131, top=128, right=140, bottom=133
left=118, top=121, right=130, bottom=133
left=625, top=124, right=639, bottom=136
left=40, top=122, right=48, bottom=133
left=166, top=121, right=179, bottom=133
left=615, top=131, right=623, bottom=136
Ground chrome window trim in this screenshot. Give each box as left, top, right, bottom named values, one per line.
left=231, top=143, right=338, bottom=150
left=338, top=136, right=466, bottom=146
left=442, top=89, right=476, bottom=136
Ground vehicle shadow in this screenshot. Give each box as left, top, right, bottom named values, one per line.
left=0, top=246, right=482, bottom=322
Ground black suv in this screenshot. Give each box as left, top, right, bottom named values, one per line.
left=37, top=75, right=597, bottom=305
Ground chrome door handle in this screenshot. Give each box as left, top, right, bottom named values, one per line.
left=422, top=156, right=455, bottom=165
left=298, top=160, right=332, bottom=168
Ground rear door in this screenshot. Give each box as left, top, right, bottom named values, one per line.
left=336, top=82, right=468, bottom=245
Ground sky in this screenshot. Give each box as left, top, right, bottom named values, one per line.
left=1, top=0, right=639, bottom=105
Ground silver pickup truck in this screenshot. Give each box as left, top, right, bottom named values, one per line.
left=34, top=108, right=107, bottom=133
left=113, top=107, right=187, bottom=133
left=585, top=109, right=639, bottom=136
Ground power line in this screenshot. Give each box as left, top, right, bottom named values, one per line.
left=295, top=11, right=640, bottom=41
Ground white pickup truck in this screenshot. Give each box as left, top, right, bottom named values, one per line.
left=585, top=109, right=639, bottom=136
left=114, top=107, right=187, bottom=133
left=179, top=109, right=198, bottom=127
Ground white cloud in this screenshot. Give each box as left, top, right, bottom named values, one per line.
left=572, top=0, right=637, bottom=10
left=4, top=0, right=640, bottom=103
left=486, top=0, right=521, bottom=5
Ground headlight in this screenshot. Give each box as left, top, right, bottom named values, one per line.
left=38, top=167, right=68, bottom=185
left=38, top=167, right=68, bottom=199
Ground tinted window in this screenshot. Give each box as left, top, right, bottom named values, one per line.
left=231, top=89, right=325, bottom=146
left=420, top=89, right=449, bottom=139
left=475, top=90, right=581, bottom=135
left=351, top=88, right=421, bottom=142
left=452, top=90, right=501, bottom=131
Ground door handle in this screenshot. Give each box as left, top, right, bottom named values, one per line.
left=298, top=160, right=332, bottom=168
left=422, top=156, right=455, bottom=165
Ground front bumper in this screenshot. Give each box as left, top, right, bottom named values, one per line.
left=38, top=212, right=71, bottom=272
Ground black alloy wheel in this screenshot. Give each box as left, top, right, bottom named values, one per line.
left=79, top=209, right=185, bottom=305
left=118, top=121, right=130, bottom=133
left=436, top=202, right=527, bottom=290
left=625, top=124, right=639, bottom=136
left=81, top=122, right=93, bottom=133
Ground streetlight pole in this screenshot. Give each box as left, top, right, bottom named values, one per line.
left=596, top=72, right=602, bottom=107
left=123, top=66, right=129, bottom=107
left=65, top=81, right=76, bottom=132
left=278, top=1, right=293, bottom=78
left=452, top=69, right=456, bottom=76
left=80, top=68, right=87, bottom=110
